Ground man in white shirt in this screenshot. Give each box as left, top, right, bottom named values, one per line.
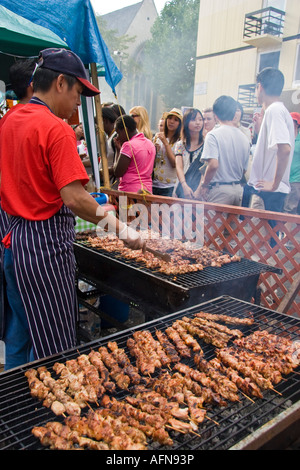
left=247, top=67, right=294, bottom=247
left=195, top=96, right=250, bottom=206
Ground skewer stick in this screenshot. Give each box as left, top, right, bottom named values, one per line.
left=270, top=387, right=282, bottom=396
left=190, top=430, right=202, bottom=438
left=165, top=425, right=201, bottom=438
left=165, top=424, right=186, bottom=435
left=240, top=392, right=255, bottom=403
left=205, top=415, right=219, bottom=426
left=86, top=402, right=93, bottom=411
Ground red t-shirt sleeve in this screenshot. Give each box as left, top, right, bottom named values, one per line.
left=48, top=133, right=89, bottom=190
left=0, top=106, right=90, bottom=220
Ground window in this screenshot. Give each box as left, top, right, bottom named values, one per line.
left=293, top=44, right=300, bottom=86
left=258, top=50, right=281, bottom=72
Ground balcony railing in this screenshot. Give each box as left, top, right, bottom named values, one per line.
left=243, top=7, right=285, bottom=43
left=238, top=84, right=258, bottom=109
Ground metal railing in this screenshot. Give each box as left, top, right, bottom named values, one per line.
left=238, top=84, right=258, bottom=109
left=104, top=189, right=300, bottom=318
left=244, top=7, right=285, bottom=39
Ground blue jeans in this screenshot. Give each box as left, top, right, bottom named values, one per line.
left=259, top=191, right=286, bottom=248
left=3, top=248, right=34, bottom=370
left=242, top=185, right=286, bottom=248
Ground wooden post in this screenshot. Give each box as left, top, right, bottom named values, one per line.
left=90, top=62, right=110, bottom=189
left=277, top=272, right=300, bottom=314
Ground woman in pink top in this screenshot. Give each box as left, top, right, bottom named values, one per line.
left=114, top=115, right=156, bottom=193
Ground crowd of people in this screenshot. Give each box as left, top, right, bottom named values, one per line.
left=98, top=67, right=299, bottom=220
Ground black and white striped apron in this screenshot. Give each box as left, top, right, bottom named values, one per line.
left=2, top=205, right=78, bottom=359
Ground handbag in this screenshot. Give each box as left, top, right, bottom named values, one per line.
left=175, top=145, right=204, bottom=198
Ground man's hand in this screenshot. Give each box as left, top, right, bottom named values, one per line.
left=180, top=181, right=194, bottom=199
left=194, top=182, right=209, bottom=201
left=256, top=143, right=291, bottom=193
left=118, top=224, right=144, bottom=250
left=255, top=180, right=275, bottom=192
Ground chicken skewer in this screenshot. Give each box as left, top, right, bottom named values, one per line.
left=172, top=363, right=228, bottom=407
left=222, top=347, right=283, bottom=384
left=98, top=346, right=131, bottom=389
left=195, top=311, right=254, bottom=326
left=107, top=341, right=144, bottom=384
left=172, top=320, right=203, bottom=353
left=178, top=317, right=229, bottom=349
left=127, top=337, right=158, bottom=375
left=101, top=395, right=174, bottom=446
left=25, top=367, right=83, bottom=416
left=208, top=357, right=263, bottom=399
left=192, top=316, right=244, bottom=339
left=87, top=350, right=116, bottom=393
left=53, top=361, right=103, bottom=405
left=194, top=355, right=241, bottom=402
left=165, top=326, right=192, bottom=358
left=155, top=329, right=181, bottom=364
left=134, top=330, right=171, bottom=368
left=234, top=330, right=298, bottom=367
left=217, top=349, right=281, bottom=393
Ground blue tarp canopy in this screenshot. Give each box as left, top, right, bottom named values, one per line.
left=0, top=0, right=122, bottom=93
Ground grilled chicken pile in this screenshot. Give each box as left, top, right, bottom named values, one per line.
left=26, top=310, right=299, bottom=450
left=76, top=231, right=241, bottom=275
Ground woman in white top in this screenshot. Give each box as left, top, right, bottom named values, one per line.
left=174, top=108, right=205, bottom=199
left=152, top=108, right=183, bottom=196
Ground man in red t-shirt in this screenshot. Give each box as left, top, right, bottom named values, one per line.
left=0, top=48, right=143, bottom=369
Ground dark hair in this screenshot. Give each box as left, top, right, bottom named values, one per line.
left=8, top=59, right=37, bottom=100
left=213, top=95, right=237, bottom=122
left=110, top=103, right=126, bottom=117
left=33, top=67, right=77, bottom=93
left=102, top=107, right=118, bottom=123
left=182, top=108, right=204, bottom=147
left=236, top=101, right=244, bottom=121
left=256, top=67, right=285, bottom=96
left=115, top=115, right=137, bottom=133
left=164, top=114, right=182, bottom=145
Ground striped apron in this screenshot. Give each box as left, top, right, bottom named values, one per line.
left=0, top=205, right=78, bottom=360
left=0, top=206, right=10, bottom=340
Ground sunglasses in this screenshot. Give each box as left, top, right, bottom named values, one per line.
left=131, top=114, right=140, bottom=118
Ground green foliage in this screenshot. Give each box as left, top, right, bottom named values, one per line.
left=144, top=0, right=200, bottom=109
left=96, top=16, right=136, bottom=80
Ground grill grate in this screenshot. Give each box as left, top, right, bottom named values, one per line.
left=74, top=241, right=280, bottom=290
left=0, top=296, right=299, bottom=451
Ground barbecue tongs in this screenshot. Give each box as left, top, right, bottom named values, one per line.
left=142, top=243, right=171, bottom=263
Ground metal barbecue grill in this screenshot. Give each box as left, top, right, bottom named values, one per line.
left=74, top=241, right=281, bottom=320
left=0, top=296, right=299, bottom=451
